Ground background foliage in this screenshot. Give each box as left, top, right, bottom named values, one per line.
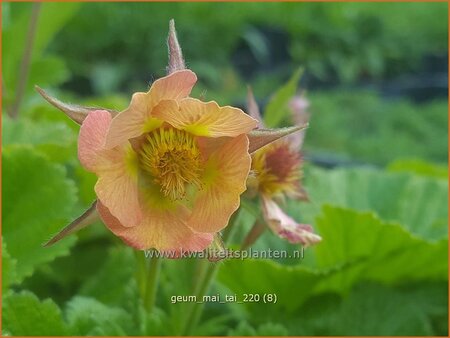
left=2, top=2, right=448, bottom=336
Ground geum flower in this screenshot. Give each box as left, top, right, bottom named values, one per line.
left=244, top=88, right=322, bottom=248
left=37, top=21, right=302, bottom=253
left=48, top=70, right=257, bottom=252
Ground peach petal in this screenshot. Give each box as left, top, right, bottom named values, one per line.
left=77, top=110, right=143, bottom=228
left=93, top=146, right=142, bottom=228
left=97, top=201, right=213, bottom=252
left=261, top=196, right=321, bottom=247
left=78, top=110, right=112, bottom=171
left=196, top=136, right=229, bottom=160
left=151, top=69, right=197, bottom=102
left=105, top=70, right=197, bottom=149
left=153, top=97, right=258, bottom=137
left=188, top=134, right=251, bottom=232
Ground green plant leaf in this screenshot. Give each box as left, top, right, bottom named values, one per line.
left=218, top=258, right=325, bottom=313
left=3, top=3, right=81, bottom=109
left=2, top=2, right=80, bottom=80
left=18, top=239, right=110, bottom=306
left=292, top=282, right=447, bottom=336
left=65, top=296, right=133, bottom=336
left=192, top=314, right=233, bottom=336
left=293, top=167, right=448, bottom=240
left=219, top=206, right=447, bottom=314
left=2, top=115, right=75, bottom=147
left=2, top=291, right=69, bottom=336
left=79, top=247, right=137, bottom=306
left=140, top=308, right=172, bottom=336
left=263, top=67, right=303, bottom=128
left=313, top=206, right=448, bottom=287
left=2, top=239, right=18, bottom=293
left=2, top=146, right=77, bottom=282
left=388, top=158, right=448, bottom=179
left=227, top=321, right=257, bottom=336
left=256, top=322, right=289, bottom=336
left=2, top=115, right=77, bottom=163
left=305, top=91, right=447, bottom=165
left=27, top=55, right=70, bottom=93
left=327, top=283, right=446, bottom=335
left=75, top=165, right=98, bottom=205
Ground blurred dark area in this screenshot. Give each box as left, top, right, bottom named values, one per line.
left=39, top=2, right=446, bottom=98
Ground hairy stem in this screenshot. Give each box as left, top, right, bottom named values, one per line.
left=134, top=250, right=147, bottom=299
left=180, top=211, right=241, bottom=335
left=144, top=254, right=162, bottom=313
left=9, top=2, right=41, bottom=119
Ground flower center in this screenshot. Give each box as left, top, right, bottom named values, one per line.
left=252, top=142, right=301, bottom=196
left=139, top=128, right=202, bottom=201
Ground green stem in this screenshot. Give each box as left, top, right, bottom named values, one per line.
left=9, top=2, right=41, bottom=119
left=180, top=211, right=241, bottom=335
left=182, top=260, right=219, bottom=335
left=144, top=255, right=162, bottom=313
left=134, top=250, right=147, bottom=299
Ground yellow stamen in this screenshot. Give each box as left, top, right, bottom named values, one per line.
left=139, top=128, right=202, bottom=201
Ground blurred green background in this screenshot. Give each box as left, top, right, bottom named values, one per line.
left=2, top=2, right=448, bottom=336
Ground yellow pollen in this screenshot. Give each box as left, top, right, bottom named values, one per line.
left=139, top=128, right=202, bottom=201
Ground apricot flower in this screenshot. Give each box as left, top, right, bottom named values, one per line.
left=76, top=69, right=258, bottom=251
left=39, top=21, right=302, bottom=253
left=245, top=88, right=321, bottom=247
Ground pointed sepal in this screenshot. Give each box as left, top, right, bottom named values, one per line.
left=248, top=124, right=308, bottom=154
left=43, top=200, right=99, bottom=247
left=246, top=86, right=264, bottom=127
left=166, top=19, right=186, bottom=75
left=35, top=86, right=118, bottom=125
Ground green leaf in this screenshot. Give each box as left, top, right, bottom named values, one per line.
left=2, top=291, right=69, bottom=336
left=294, top=167, right=448, bottom=240
left=295, top=283, right=447, bottom=336
left=26, top=55, right=70, bottom=94
left=75, top=165, right=98, bottom=205
left=65, top=296, right=133, bottom=336
left=227, top=321, right=257, bottom=336
left=256, top=323, right=289, bottom=336
left=192, top=314, right=233, bottom=336
left=313, top=206, right=448, bottom=287
left=328, top=283, right=446, bottom=335
left=2, top=146, right=77, bottom=282
left=3, top=3, right=81, bottom=109
left=18, top=240, right=109, bottom=306
left=388, top=158, right=448, bottom=179
left=218, top=259, right=325, bottom=313
left=219, top=206, right=447, bottom=314
left=2, top=115, right=77, bottom=163
left=2, top=115, right=75, bottom=148
left=305, top=91, right=447, bottom=165
left=263, top=67, right=303, bottom=128
left=140, top=308, right=172, bottom=336
left=79, top=247, right=137, bottom=306
left=2, top=239, right=18, bottom=292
